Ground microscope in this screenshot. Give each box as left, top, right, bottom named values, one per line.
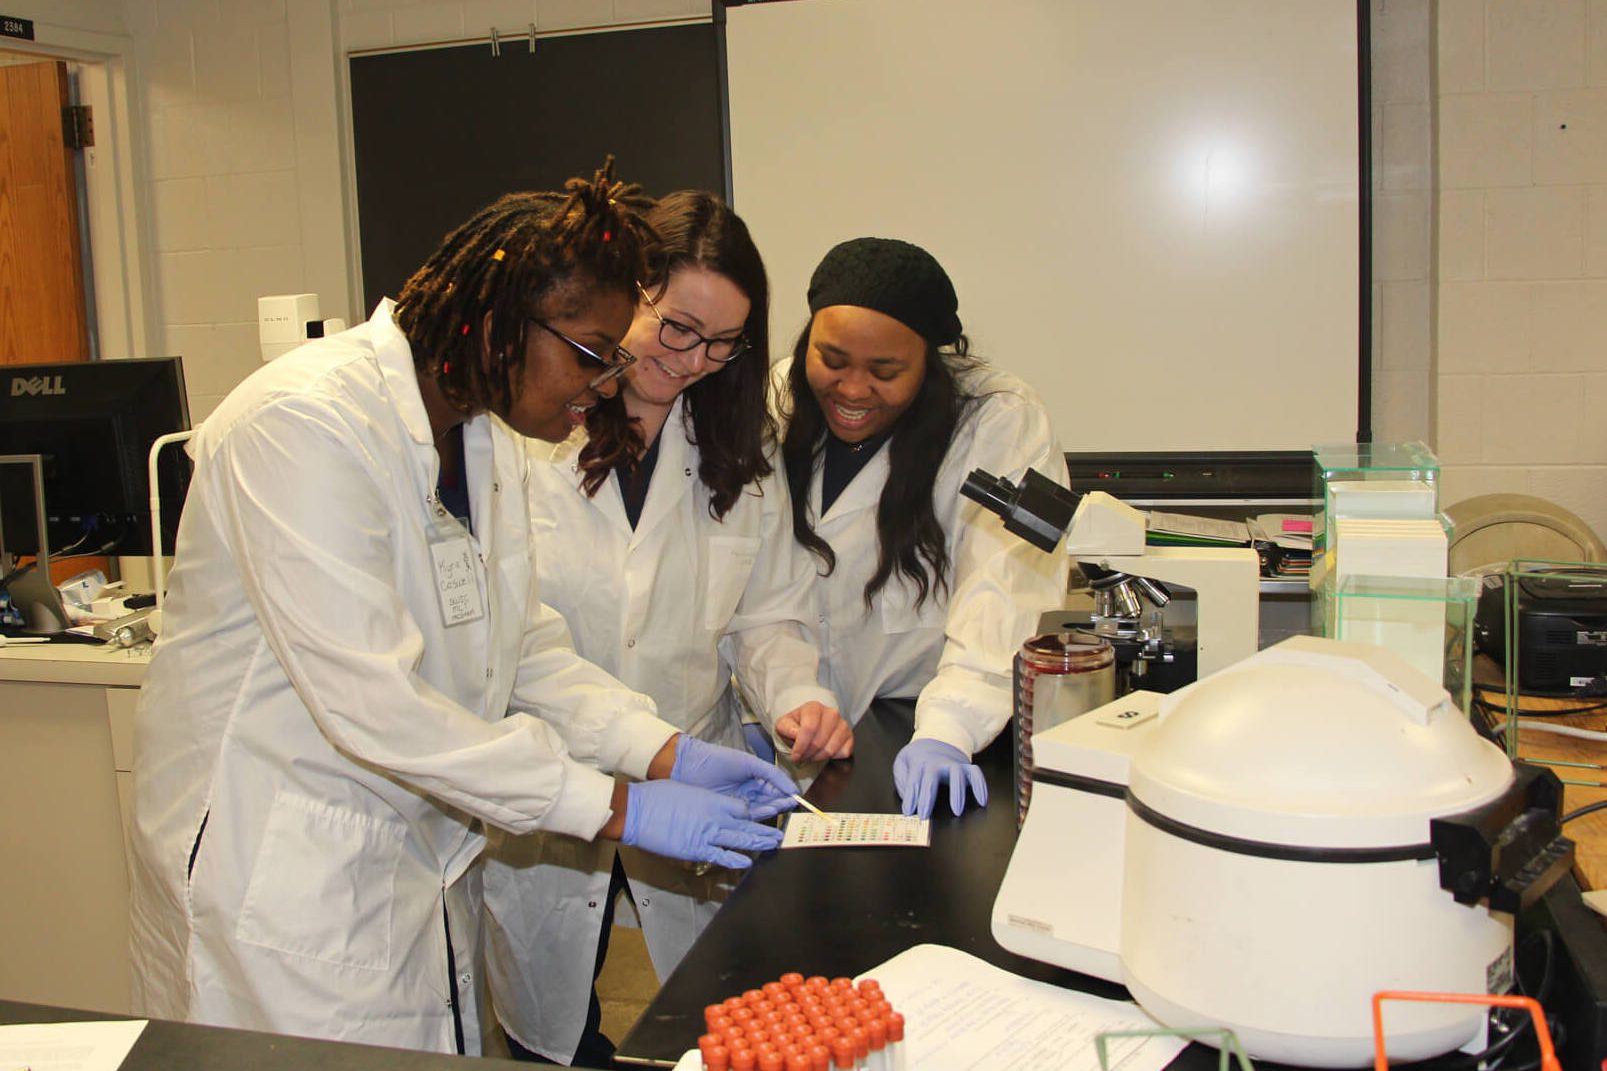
left=962, top=468, right=1261, bottom=690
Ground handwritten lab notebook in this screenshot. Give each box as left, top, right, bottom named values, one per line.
left=781, top=812, right=930, bottom=848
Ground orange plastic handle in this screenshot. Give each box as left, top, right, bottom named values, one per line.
left=1371, top=990, right=1559, bottom=1071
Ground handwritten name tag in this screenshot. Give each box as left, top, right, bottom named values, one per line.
left=429, top=532, right=485, bottom=627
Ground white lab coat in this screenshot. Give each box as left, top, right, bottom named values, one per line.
left=775, top=357, right=1070, bottom=754
left=482, top=395, right=834, bottom=1061
left=126, top=301, right=677, bottom=1054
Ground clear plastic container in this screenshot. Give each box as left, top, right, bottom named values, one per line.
left=1331, top=572, right=1478, bottom=715
left=1012, top=629, right=1115, bottom=827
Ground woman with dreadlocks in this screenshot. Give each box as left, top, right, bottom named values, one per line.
left=775, top=237, right=1068, bottom=821
left=126, top=164, right=796, bottom=1055
left=483, top=191, right=851, bottom=1067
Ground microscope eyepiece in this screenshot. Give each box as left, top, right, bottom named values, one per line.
left=961, top=467, right=1079, bottom=553
left=959, top=470, right=1017, bottom=514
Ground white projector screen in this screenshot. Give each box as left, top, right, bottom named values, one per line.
left=726, top=0, right=1361, bottom=453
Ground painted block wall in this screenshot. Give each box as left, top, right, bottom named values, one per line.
left=11, top=0, right=1604, bottom=551
left=1435, top=0, right=1607, bottom=542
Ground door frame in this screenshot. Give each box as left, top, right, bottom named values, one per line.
left=3, top=27, right=154, bottom=361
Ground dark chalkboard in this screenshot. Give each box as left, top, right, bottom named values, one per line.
left=349, top=23, right=726, bottom=313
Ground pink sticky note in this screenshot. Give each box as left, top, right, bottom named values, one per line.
left=1282, top=519, right=1314, bottom=534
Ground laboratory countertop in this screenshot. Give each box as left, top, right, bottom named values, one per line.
left=0, top=636, right=150, bottom=686
left=0, top=1000, right=542, bottom=1070
left=616, top=698, right=1134, bottom=1067
left=619, top=698, right=1602, bottom=1071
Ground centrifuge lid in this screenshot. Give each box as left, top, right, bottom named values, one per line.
left=1127, top=636, right=1513, bottom=850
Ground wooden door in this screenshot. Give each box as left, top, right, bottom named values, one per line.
left=0, top=59, right=89, bottom=365
left=0, top=60, right=100, bottom=586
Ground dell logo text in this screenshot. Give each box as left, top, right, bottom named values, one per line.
left=10, top=375, right=65, bottom=397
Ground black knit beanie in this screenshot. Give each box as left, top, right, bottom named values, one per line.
left=806, top=237, right=962, bottom=347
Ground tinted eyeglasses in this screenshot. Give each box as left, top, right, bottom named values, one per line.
left=636, top=282, right=749, bottom=364
left=529, top=320, right=637, bottom=389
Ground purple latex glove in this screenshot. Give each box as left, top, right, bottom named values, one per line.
left=622, top=780, right=783, bottom=869
left=892, top=738, right=988, bottom=819
left=671, top=734, right=798, bottom=820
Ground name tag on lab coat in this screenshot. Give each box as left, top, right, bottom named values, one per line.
left=429, top=530, right=485, bottom=627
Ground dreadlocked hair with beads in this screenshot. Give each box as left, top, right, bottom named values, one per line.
left=779, top=330, right=984, bottom=611
left=577, top=190, right=775, bottom=519
left=393, top=158, right=657, bottom=416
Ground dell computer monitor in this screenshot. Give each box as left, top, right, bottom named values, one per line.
left=0, top=357, right=192, bottom=558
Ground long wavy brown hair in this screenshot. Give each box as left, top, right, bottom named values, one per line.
left=576, top=191, right=774, bottom=520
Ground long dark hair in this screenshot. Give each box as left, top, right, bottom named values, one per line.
left=394, top=159, right=655, bottom=415
left=779, top=327, right=979, bottom=609
left=578, top=191, right=773, bottom=520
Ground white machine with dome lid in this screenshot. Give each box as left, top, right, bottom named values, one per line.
left=962, top=469, right=1575, bottom=1067
left=989, top=636, right=1573, bottom=1065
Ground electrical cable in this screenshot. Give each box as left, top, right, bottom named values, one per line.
left=1561, top=798, right=1607, bottom=825
left=1473, top=684, right=1607, bottom=718
left=1492, top=719, right=1607, bottom=743
left=1439, top=929, right=1556, bottom=1070
left=0, top=559, right=33, bottom=590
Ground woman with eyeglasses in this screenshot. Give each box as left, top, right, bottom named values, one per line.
left=774, top=237, right=1069, bottom=821
left=482, top=191, right=850, bottom=1067
left=126, top=165, right=797, bottom=1056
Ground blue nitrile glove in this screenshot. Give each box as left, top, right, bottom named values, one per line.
left=893, top=738, right=988, bottom=819
left=622, top=780, right=783, bottom=870
left=671, top=734, right=798, bottom=820
left=741, top=722, right=777, bottom=764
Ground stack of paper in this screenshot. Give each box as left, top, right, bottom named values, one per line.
left=1143, top=511, right=1248, bottom=547
left=1328, top=478, right=1438, bottom=521
left=1332, top=516, right=1449, bottom=681
left=1249, top=514, right=1314, bottom=577
left=857, top=944, right=1186, bottom=1071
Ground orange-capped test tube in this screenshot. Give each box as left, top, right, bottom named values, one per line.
left=866, top=1018, right=887, bottom=1071
left=850, top=1027, right=869, bottom=1064
left=758, top=1049, right=784, bottom=1071
left=885, top=1013, right=906, bottom=1071
left=830, top=1036, right=855, bottom=1070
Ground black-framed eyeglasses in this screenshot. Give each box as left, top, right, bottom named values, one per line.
left=636, top=282, right=749, bottom=364
left=530, top=320, right=637, bottom=389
